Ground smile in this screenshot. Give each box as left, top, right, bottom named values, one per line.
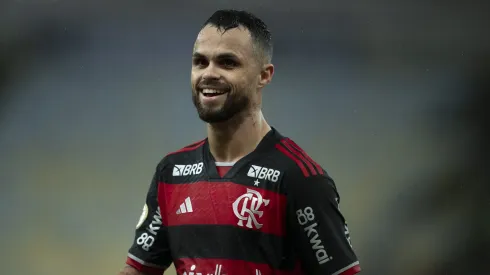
left=201, top=88, right=229, bottom=97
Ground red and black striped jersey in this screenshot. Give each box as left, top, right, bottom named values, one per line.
left=126, top=128, right=361, bottom=275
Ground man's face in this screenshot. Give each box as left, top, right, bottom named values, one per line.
left=191, top=25, right=261, bottom=123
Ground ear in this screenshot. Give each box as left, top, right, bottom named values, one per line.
left=258, top=63, right=274, bottom=88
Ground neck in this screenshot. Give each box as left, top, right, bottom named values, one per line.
left=207, top=109, right=271, bottom=163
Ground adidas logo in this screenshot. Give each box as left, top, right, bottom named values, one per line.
left=247, top=165, right=281, bottom=183
left=176, top=197, right=193, bottom=214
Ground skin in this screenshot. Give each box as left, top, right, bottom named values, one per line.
left=117, top=266, right=146, bottom=275
left=117, top=25, right=274, bottom=275
left=191, top=25, right=274, bottom=162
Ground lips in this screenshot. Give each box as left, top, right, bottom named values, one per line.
left=200, top=88, right=229, bottom=97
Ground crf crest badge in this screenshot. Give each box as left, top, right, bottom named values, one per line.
left=232, top=189, right=269, bottom=229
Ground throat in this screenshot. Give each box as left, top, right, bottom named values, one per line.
left=207, top=110, right=271, bottom=163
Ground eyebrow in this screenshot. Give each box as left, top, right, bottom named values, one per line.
left=192, top=52, right=205, bottom=59
left=193, top=52, right=240, bottom=60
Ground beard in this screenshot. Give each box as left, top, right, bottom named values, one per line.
left=192, top=88, right=251, bottom=123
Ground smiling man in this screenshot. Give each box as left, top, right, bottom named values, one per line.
left=118, top=10, right=361, bottom=275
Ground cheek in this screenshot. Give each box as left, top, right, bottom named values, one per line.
left=233, top=79, right=248, bottom=91
left=246, top=75, right=258, bottom=89
left=190, top=74, right=199, bottom=87
left=225, top=72, right=254, bottom=91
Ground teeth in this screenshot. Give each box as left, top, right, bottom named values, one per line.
left=202, top=89, right=225, bottom=94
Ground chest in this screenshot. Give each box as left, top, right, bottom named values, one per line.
left=159, top=162, right=288, bottom=236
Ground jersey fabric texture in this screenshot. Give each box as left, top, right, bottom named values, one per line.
left=126, top=128, right=361, bottom=275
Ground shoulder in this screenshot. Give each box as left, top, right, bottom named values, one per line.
left=276, top=137, right=339, bottom=199
left=274, top=136, right=328, bottom=179
left=155, top=138, right=207, bottom=172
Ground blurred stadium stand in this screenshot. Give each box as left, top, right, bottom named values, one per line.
left=0, top=1, right=488, bottom=275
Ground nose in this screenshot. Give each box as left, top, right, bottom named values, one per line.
left=201, top=63, right=221, bottom=80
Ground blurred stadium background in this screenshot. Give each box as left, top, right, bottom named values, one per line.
left=0, top=1, right=489, bottom=275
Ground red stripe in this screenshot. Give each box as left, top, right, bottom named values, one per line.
left=185, top=138, right=207, bottom=148
left=339, top=264, right=361, bottom=275
left=167, top=140, right=206, bottom=156
left=280, top=140, right=317, bottom=176
left=174, top=258, right=303, bottom=275
left=216, top=165, right=232, bottom=177
left=275, top=144, right=310, bottom=177
left=284, top=138, right=324, bottom=175
left=126, top=257, right=166, bottom=275
left=158, top=181, right=287, bottom=236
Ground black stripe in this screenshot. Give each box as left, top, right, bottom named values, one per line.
left=276, top=142, right=314, bottom=176
left=167, top=225, right=296, bottom=270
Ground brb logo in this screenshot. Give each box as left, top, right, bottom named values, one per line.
left=232, top=189, right=269, bottom=229
left=173, top=162, right=203, bottom=176
left=247, top=165, right=281, bottom=182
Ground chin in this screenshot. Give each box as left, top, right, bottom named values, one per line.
left=198, top=113, right=230, bottom=124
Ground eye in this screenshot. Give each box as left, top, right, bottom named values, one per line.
left=193, top=57, right=208, bottom=68
left=220, top=58, right=238, bottom=68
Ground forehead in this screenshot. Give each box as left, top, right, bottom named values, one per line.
left=194, top=25, right=254, bottom=59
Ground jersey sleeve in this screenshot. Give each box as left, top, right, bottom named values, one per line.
left=286, top=171, right=361, bottom=275
left=126, top=167, right=172, bottom=275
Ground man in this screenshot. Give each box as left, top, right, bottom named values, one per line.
left=119, top=10, right=361, bottom=275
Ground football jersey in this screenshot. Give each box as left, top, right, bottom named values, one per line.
left=126, top=128, right=361, bottom=275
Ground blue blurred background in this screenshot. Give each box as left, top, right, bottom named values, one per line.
left=1, top=1, right=489, bottom=275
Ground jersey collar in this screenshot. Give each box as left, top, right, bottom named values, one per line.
left=202, top=127, right=282, bottom=179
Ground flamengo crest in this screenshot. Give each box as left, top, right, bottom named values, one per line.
left=232, top=189, right=269, bottom=229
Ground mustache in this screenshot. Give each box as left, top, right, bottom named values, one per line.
left=197, top=80, right=230, bottom=90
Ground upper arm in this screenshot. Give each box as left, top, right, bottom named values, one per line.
left=125, top=165, right=172, bottom=275
left=286, top=172, right=361, bottom=275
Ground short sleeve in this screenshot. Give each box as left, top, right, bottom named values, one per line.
left=126, top=170, right=172, bottom=275
left=286, top=172, right=361, bottom=275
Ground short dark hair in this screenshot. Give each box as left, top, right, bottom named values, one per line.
left=202, top=10, right=273, bottom=63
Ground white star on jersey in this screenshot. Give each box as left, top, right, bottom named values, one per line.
left=254, top=179, right=260, bottom=186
